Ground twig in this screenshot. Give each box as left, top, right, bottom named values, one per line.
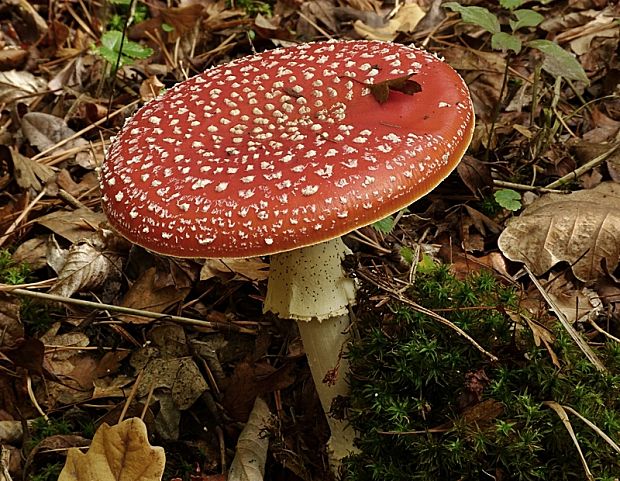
left=561, top=404, right=620, bottom=455
left=31, top=100, right=140, bottom=162
left=543, top=401, right=594, bottom=481
left=26, top=375, right=48, bottom=421
left=119, top=368, right=143, bottom=423
left=0, top=189, right=46, bottom=249
left=493, top=180, right=565, bottom=194
left=588, top=319, right=620, bottom=344
left=545, top=142, right=620, bottom=189
left=2, top=287, right=256, bottom=334
left=525, top=266, right=606, bottom=371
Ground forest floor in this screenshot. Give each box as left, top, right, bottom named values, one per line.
left=0, top=0, right=619, bottom=480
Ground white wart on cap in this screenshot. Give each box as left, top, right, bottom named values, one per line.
left=101, top=40, right=474, bottom=258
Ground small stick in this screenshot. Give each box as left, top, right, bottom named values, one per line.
left=0, top=189, right=46, bottom=249
left=2, top=287, right=256, bottom=334
left=545, top=142, right=620, bottom=189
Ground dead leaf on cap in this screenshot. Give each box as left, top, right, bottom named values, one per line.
left=498, top=182, right=620, bottom=283
left=58, top=418, right=165, bottom=481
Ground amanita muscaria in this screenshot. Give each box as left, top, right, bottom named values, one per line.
left=100, top=40, right=474, bottom=466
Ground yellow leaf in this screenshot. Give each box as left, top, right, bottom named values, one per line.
left=58, top=418, right=165, bottom=481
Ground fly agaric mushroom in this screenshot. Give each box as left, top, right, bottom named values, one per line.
left=100, top=40, right=474, bottom=467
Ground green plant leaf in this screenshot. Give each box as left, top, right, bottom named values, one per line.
left=443, top=3, right=501, bottom=34
left=528, top=39, right=589, bottom=83
left=108, top=0, right=132, bottom=4
left=494, top=189, right=522, bottom=211
left=96, top=31, right=153, bottom=67
left=491, top=32, right=522, bottom=53
left=372, top=215, right=395, bottom=234
left=510, top=9, right=544, bottom=31
left=499, top=0, right=524, bottom=9
left=161, top=22, right=174, bottom=32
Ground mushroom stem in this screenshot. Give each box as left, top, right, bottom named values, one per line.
left=296, top=313, right=358, bottom=464
left=264, top=237, right=358, bottom=467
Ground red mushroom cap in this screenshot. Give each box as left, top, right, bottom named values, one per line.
left=101, top=40, right=474, bottom=258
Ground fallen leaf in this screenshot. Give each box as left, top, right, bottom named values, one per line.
left=457, top=155, right=493, bottom=198
left=200, top=258, right=269, bottom=282
left=498, top=182, right=620, bottom=283
left=58, top=418, right=165, bottom=481
left=36, top=208, right=106, bottom=243
left=10, top=147, right=56, bottom=192
left=49, top=231, right=124, bottom=298
left=118, top=267, right=190, bottom=324
left=223, top=361, right=295, bottom=421
left=228, top=397, right=271, bottom=481
left=353, top=4, right=426, bottom=41
left=0, top=293, right=24, bottom=349
left=11, top=236, right=48, bottom=271
left=0, top=70, right=47, bottom=106
left=21, top=112, right=89, bottom=155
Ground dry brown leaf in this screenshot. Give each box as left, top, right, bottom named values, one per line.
left=200, top=258, right=269, bottom=282
left=36, top=208, right=106, bottom=243
left=58, top=418, right=165, bottom=481
left=10, top=148, right=56, bottom=192
left=353, top=4, right=426, bottom=41
left=228, top=397, right=271, bottom=481
left=135, top=357, right=209, bottom=410
left=0, top=293, right=24, bottom=349
left=11, top=236, right=48, bottom=271
left=0, top=70, right=47, bottom=106
left=118, top=267, right=190, bottom=324
left=498, top=182, right=620, bottom=283
left=49, top=231, right=123, bottom=298
left=21, top=112, right=89, bottom=155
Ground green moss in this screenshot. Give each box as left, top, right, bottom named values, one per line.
left=345, top=265, right=620, bottom=480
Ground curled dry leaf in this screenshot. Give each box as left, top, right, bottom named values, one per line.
left=228, top=397, right=271, bottom=481
left=10, top=147, right=55, bottom=192
left=498, top=182, right=620, bottom=283
left=58, top=418, right=165, bottom=481
left=49, top=230, right=123, bottom=298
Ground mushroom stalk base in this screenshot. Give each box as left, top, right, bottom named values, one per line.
left=264, top=237, right=358, bottom=467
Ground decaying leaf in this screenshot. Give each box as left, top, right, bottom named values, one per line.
left=498, top=182, right=620, bottom=283
left=49, top=230, right=123, bottom=298
left=21, top=112, right=88, bottom=155
left=36, top=208, right=107, bottom=243
left=10, top=147, right=55, bottom=191
left=201, top=258, right=269, bottom=282
left=118, top=267, right=191, bottom=324
left=353, top=4, right=426, bottom=41
left=58, top=418, right=165, bottom=481
left=0, top=70, right=47, bottom=105
left=0, top=293, right=24, bottom=349
left=228, top=397, right=271, bottom=481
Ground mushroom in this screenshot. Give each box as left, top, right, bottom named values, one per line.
left=100, top=40, right=474, bottom=468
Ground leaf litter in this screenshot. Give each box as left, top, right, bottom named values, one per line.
left=0, top=0, right=618, bottom=479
